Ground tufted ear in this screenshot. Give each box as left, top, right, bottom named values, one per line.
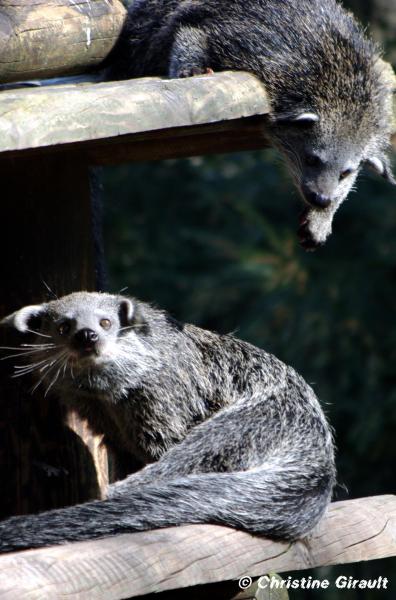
left=118, top=298, right=135, bottom=327
left=0, top=305, right=46, bottom=333
left=364, top=155, right=396, bottom=184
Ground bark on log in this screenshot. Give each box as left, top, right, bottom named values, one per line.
left=0, top=0, right=126, bottom=83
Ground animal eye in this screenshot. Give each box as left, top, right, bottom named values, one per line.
left=339, top=168, right=353, bottom=181
left=58, top=322, right=70, bottom=336
left=100, top=319, right=111, bottom=330
left=305, top=154, right=323, bottom=168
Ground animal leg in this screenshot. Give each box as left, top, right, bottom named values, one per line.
left=169, top=26, right=212, bottom=78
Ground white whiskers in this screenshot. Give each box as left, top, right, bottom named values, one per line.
left=0, top=337, right=71, bottom=396
left=44, top=352, right=69, bottom=397
left=24, top=328, right=52, bottom=339
left=30, top=351, right=68, bottom=395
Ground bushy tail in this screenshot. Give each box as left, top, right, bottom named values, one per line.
left=0, top=460, right=334, bottom=553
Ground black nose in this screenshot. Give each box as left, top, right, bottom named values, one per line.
left=74, top=328, right=99, bottom=350
left=305, top=191, right=332, bottom=209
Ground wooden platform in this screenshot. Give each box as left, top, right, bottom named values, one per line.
left=0, top=495, right=395, bottom=599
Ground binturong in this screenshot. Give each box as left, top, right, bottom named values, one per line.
left=105, top=0, right=395, bottom=249
left=0, top=292, right=335, bottom=552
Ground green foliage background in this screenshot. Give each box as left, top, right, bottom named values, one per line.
left=102, top=1, right=396, bottom=596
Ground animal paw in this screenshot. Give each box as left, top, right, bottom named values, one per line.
left=177, top=67, right=214, bottom=78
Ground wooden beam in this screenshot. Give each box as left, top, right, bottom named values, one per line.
left=0, top=495, right=395, bottom=599
left=0, top=115, right=271, bottom=164
left=0, top=72, right=271, bottom=161
left=0, top=0, right=126, bottom=83
left=85, top=116, right=270, bottom=164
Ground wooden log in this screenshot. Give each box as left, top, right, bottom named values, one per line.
left=0, top=154, right=107, bottom=519
left=0, top=495, right=394, bottom=600
left=0, top=0, right=126, bottom=83
left=0, top=72, right=272, bottom=160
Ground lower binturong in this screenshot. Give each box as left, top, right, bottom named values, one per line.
left=0, top=291, right=336, bottom=552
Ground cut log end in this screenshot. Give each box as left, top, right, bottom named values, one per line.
left=0, top=0, right=126, bottom=83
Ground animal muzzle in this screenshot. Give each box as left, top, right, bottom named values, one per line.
left=73, top=328, right=99, bottom=354
left=301, top=186, right=332, bottom=210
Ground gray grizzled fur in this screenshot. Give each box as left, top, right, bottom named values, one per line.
left=105, top=0, right=395, bottom=249
left=0, top=291, right=335, bottom=552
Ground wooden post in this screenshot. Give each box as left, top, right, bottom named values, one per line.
left=0, top=153, right=107, bottom=519
left=0, top=0, right=126, bottom=83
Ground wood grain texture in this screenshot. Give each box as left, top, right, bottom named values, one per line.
left=0, top=0, right=126, bottom=83
left=0, top=495, right=394, bottom=600
left=0, top=72, right=271, bottom=156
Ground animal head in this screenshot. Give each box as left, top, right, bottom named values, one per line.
left=0, top=292, right=156, bottom=397
left=260, top=0, right=396, bottom=250
left=271, top=103, right=395, bottom=249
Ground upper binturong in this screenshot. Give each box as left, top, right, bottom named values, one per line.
left=246, top=2, right=394, bottom=249
left=110, top=0, right=395, bottom=249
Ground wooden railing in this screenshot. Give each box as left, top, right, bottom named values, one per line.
left=0, top=495, right=395, bottom=599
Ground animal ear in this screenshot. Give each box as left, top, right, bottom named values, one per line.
left=275, top=111, right=320, bottom=125
left=292, top=112, right=320, bottom=123
left=118, top=298, right=150, bottom=335
left=118, top=298, right=135, bottom=326
left=364, top=156, right=396, bottom=184
left=0, top=305, right=46, bottom=332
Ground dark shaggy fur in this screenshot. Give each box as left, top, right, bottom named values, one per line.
left=0, top=291, right=335, bottom=552
left=106, top=0, right=395, bottom=248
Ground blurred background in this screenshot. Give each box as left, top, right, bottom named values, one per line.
left=102, top=1, right=396, bottom=597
